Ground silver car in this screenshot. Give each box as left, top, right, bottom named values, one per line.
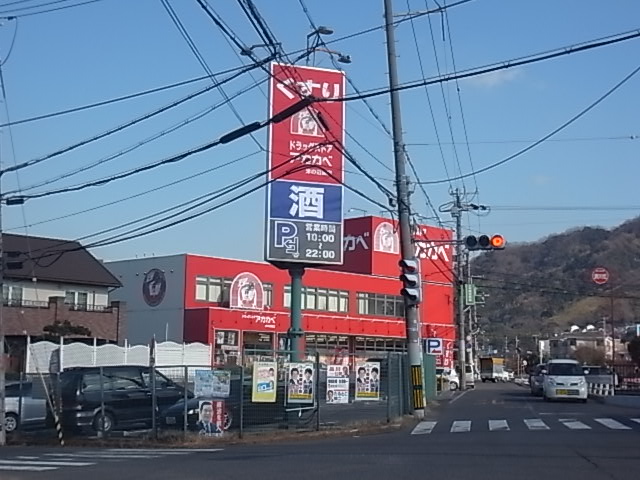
left=5, top=381, right=48, bottom=433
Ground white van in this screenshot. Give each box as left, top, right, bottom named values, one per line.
left=465, top=364, right=475, bottom=389
left=542, top=359, right=588, bottom=402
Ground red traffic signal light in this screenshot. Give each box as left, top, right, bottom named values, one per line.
left=464, top=234, right=506, bottom=251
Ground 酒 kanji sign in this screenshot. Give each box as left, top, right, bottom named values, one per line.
left=265, top=63, right=346, bottom=265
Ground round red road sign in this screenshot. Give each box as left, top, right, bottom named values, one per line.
left=591, top=267, right=610, bottom=285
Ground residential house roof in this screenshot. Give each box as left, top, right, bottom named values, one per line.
left=3, top=233, right=121, bottom=288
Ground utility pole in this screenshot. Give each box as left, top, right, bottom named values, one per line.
left=451, top=189, right=466, bottom=389
left=383, top=0, right=424, bottom=416
left=0, top=170, right=4, bottom=447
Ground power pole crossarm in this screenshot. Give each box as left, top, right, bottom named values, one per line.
left=383, top=0, right=425, bottom=416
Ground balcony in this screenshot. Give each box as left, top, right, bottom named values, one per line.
left=3, top=296, right=126, bottom=342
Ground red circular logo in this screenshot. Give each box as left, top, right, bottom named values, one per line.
left=591, top=267, right=609, bottom=285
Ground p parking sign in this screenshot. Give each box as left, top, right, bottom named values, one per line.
left=424, top=338, right=443, bottom=355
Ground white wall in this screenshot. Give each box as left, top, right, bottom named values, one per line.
left=6, top=279, right=110, bottom=306
left=105, top=255, right=186, bottom=345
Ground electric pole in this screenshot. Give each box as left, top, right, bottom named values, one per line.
left=451, top=189, right=467, bottom=389
left=383, top=0, right=425, bottom=416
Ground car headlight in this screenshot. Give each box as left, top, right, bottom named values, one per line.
left=187, top=409, right=197, bottom=415
left=547, top=378, right=556, bottom=385
left=578, top=378, right=586, bottom=386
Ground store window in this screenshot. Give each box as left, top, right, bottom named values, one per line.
left=213, top=329, right=240, bottom=366
left=283, top=286, right=349, bottom=313
left=195, top=276, right=232, bottom=303
left=356, top=292, right=404, bottom=317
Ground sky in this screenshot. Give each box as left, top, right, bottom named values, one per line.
left=0, top=0, right=638, bottom=262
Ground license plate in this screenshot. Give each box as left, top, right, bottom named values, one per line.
left=166, top=416, right=176, bottom=425
left=556, top=389, right=579, bottom=395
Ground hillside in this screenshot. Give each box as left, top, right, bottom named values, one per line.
left=471, top=217, right=640, bottom=343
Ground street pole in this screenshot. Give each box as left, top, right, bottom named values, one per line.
left=383, top=0, right=424, bottom=416
left=465, top=250, right=474, bottom=378
left=0, top=170, right=4, bottom=447
left=610, top=295, right=615, bottom=367
left=452, top=189, right=466, bottom=390
left=288, top=266, right=305, bottom=361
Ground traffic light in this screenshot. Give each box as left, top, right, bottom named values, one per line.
left=464, top=234, right=506, bottom=251
left=399, top=258, right=421, bottom=305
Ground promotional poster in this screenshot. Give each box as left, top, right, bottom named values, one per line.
left=355, top=362, right=381, bottom=400
left=287, top=362, right=314, bottom=403
left=326, top=364, right=349, bottom=404
left=252, top=361, right=277, bottom=403
left=194, top=369, right=231, bottom=398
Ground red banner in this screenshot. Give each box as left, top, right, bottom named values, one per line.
left=268, top=63, right=346, bottom=184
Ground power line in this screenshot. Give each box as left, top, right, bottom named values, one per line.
left=0, top=0, right=104, bottom=18
left=406, top=0, right=452, bottom=188
left=0, top=0, right=473, bottom=127
left=418, top=63, right=640, bottom=184
left=487, top=205, right=640, bottom=212
left=161, top=0, right=264, bottom=151
left=4, top=150, right=262, bottom=230
left=325, top=29, right=640, bottom=103
left=8, top=78, right=267, bottom=195
left=2, top=57, right=273, bottom=176
left=405, top=134, right=640, bottom=145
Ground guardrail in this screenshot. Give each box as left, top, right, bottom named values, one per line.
left=588, top=382, right=614, bottom=397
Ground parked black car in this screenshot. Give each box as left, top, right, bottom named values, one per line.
left=47, top=365, right=186, bottom=434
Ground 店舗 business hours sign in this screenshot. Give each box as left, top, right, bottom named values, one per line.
left=265, top=62, right=346, bottom=266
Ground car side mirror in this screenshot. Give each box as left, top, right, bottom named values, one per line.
left=541, top=369, right=547, bottom=375
left=583, top=369, right=590, bottom=375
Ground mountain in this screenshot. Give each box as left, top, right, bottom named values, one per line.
left=471, top=217, right=640, bottom=344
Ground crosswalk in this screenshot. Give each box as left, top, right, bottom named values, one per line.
left=0, top=448, right=223, bottom=473
left=411, top=417, right=640, bottom=435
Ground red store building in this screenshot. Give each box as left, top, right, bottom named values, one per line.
left=106, top=216, right=456, bottom=367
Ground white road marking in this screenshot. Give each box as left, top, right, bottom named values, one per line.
left=0, top=459, right=95, bottom=467
left=488, top=420, right=510, bottom=431
left=524, top=418, right=550, bottom=430
left=450, top=420, right=471, bottom=433
left=630, top=418, right=640, bottom=425
left=449, top=390, right=469, bottom=404
left=0, top=465, right=58, bottom=471
left=411, top=421, right=437, bottom=435
left=594, top=418, right=631, bottom=430
left=46, top=453, right=160, bottom=459
left=106, top=448, right=224, bottom=453
left=15, top=456, right=40, bottom=460
left=559, top=419, right=591, bottom=430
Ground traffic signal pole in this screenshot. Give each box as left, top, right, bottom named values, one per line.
left=383, top=0, right=425, bottom=416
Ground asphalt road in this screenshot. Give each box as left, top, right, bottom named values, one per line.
left=2, top=381, right=640, bottom=480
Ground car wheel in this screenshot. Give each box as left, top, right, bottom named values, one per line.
left=4, top=413, right=19, bottom=433
left=92, top=411, right=115, bottom=434
left=450, top=381, right=458, bottom=391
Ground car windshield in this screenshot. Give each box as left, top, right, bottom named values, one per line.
left=548, top=363, right=584, bottom=376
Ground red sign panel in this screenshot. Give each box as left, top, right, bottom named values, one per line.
left=268, top=62, right=346, bottom=184
left=591, top=267, right=610, bottom=285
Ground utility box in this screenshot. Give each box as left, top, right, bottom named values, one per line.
left=423, top=354, right=437, bottom=402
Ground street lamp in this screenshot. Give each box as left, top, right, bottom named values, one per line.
left=306, top=26, right=334, bottom=66
left=310, top=47, right=352, bottom=64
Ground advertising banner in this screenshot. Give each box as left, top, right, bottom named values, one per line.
left=265, top=62, right=346, bottom=266
left=287, top=362, right=314, bottom=403
left=355, top=362, right=381, bottom=401
left=326, top=364, right=349, bottom=404
left=194, top=369, right=231, bottom=398
left=252, top=361, right=277, bottom=403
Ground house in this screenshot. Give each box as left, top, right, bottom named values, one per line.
left=2, top=233, right=126, bottom=372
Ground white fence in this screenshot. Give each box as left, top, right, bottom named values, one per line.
left=25, top=338, right=213, bottom=374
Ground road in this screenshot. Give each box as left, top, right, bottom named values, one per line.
left=2, top=381, right=640, bottom=480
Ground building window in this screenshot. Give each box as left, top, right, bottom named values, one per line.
left=2, top=284, right=23, bottom=306
left=283, top=286, right=349, bottom=313
left=356, top=292, right=404, bottom=317
left=65, top=290, right=89, bottom=310
left=195, top=276, right=232, bottom=303
left=263, top=283, right=273, bottom=307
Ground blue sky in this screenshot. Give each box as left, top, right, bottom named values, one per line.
left=0, top=0, right=638, bottom=262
